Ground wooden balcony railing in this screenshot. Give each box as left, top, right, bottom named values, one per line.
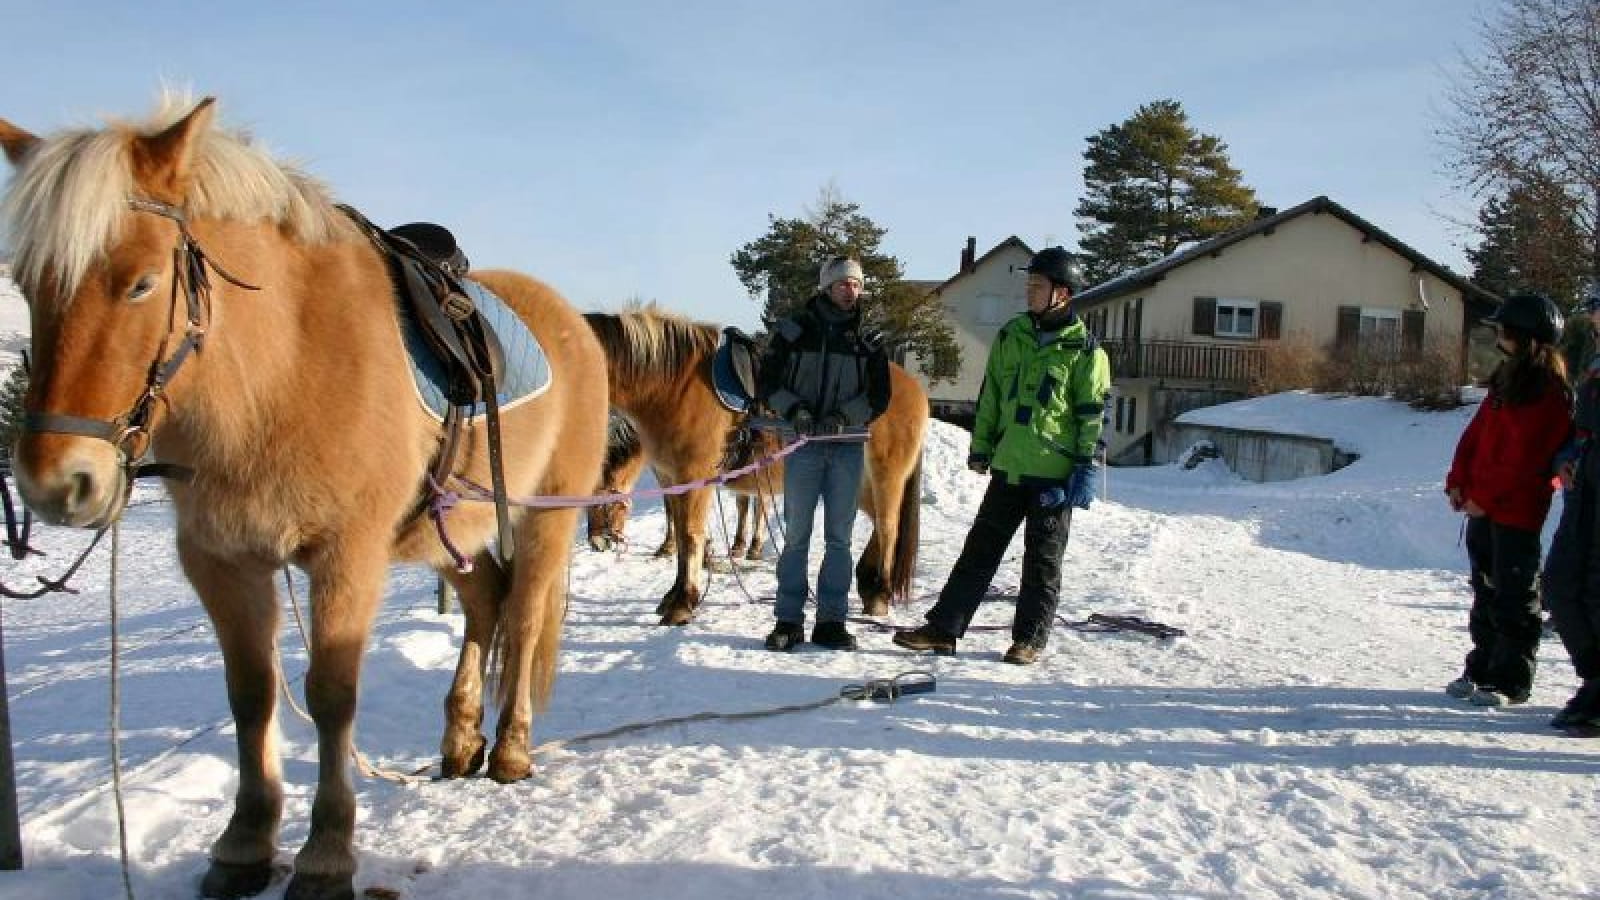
left=1100, top=339, right=1264, bottom=385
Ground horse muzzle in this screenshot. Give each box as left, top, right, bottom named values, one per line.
left=12, top=437, right=130, bottom=528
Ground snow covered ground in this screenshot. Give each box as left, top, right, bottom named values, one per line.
left=1, top=279, right=1597, bottom=898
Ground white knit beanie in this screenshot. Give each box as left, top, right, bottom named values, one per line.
left=818, top=257, right=865, bottom=291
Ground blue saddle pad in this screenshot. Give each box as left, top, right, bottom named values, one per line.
left=711, top=326, right=758, bottom=413
left=399, top=279, right=552, bottom=421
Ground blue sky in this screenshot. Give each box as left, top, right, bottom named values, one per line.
left=1, top=1, right=1491, bottom=330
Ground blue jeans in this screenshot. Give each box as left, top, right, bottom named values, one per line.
left=774, top=440, right=865, bottom=625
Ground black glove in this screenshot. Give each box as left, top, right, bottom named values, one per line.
left=818, top=412, right=848, bottom=435
left=967, top=454, right=990, bottom=475
left=790, top=406, right=815, bottom=436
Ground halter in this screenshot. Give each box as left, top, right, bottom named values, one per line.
left=22, top=197, right=259, bottom=485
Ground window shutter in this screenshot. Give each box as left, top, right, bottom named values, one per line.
left=1336, top=306, right=1360, bottom=348
left=1402, top=310, right=1425, bottom=352
left=1260, top=302, right=1283, bottom=340
left=1192, top=297, right=1216, bottom=336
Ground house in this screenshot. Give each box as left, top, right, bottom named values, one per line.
left=1070, top=196, right=1499, bottom=463
left=908, top=236, right=1034, bottom=422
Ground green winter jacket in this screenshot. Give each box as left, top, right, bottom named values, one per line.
left=971, top=313, right=1112, bottom=485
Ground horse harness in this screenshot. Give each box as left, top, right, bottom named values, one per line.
left=338, top=205, right=516, bottom=573
left=23, top=197, right=258, bottom=484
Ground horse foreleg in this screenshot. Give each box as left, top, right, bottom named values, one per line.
left=659, top=486, right=710, bottom=625
left=181, top=541, right=282, bottom=900
left=485, top=506, right=575, bottom=782
left=746, top=494, right=767, bottom=561
left=287, top=543, right=388, bottom=900
left=438, top=551, right=507, bottom=778
left=729, top=494, right=750, bottom=559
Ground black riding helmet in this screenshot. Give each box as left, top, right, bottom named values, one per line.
left=1022, top=246, right=1087, bottom=295
left=1485, top=291, right=1563, bottom=345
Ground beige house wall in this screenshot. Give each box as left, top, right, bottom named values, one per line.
left=1123, top=213, right=1468, bottom=347
left=911, top=242, right=1032, bottom=407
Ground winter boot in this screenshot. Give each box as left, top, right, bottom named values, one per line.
left=811, top=621, right=858, bottom=651
left=1445, top=674, right=1477, bottom=700
left=1551, top=678, right=1600, bottom=728
left=892, top=623, right=957, bottom=655
left=1469, top=685, right=1530, bottom=707
left=764, top=621, right=805, bottom=652
left=1002, top=643, right=1039, bottom=666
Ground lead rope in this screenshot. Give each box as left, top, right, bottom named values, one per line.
left=108, top=521, right=136, bottom=900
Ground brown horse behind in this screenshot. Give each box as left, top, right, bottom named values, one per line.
left=0, top=97, right=606, bottom=900
left=584, top=307, right=926, bottom=625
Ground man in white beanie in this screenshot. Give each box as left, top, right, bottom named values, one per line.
left=756, top=255, right=891, bottom=652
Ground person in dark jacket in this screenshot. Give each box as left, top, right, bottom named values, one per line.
left=757, top=256, right=891, bottom=652
left=893, top=246, right=1111, bottom=664
left=1541, top=284, right=1600, bottom=732
left=1445, top=291, right=1572, bottom=707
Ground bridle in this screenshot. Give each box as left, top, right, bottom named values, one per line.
left=22, top=197, right=259, bottom=485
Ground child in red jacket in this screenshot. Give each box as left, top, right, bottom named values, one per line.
left=1445, top=292, right=1573, bottom=707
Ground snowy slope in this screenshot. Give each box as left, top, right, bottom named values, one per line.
left=0, top=394, right=1597, bottom=900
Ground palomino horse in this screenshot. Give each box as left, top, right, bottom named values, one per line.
left=0, top=98, right=607, bottom=900
left=587, top=412, right=779, bottom=561
left=584, top=307, right=926, bottom=625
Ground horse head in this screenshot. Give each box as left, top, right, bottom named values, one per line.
left=0, top=98, right=222, bottom=527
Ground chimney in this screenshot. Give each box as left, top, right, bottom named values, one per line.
left=960, top=236, right=977, bottom=274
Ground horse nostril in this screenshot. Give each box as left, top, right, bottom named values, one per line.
left=65, top=469, right=97, bottom=516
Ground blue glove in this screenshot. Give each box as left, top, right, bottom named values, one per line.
left=1066, top=463, right=1097, bottom=510
left=1037, top=486, right=1067, bottom=509
left=967, top=454, right=990, bottom=475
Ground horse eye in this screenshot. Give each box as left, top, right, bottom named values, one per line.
left=127, top=274, right=158, bottom=302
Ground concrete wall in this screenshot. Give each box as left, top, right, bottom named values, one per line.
left=1156, top=422, right=1345, bottom=483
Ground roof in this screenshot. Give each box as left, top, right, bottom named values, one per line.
left=1072, top=196, right=1500, bottom=314
left=928, top=236, right=1033, bottom=295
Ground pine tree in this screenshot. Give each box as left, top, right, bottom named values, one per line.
left=730, top=186, right=960, bottom=382
left=1074, top=99, right=1259, bottom=285
left=0, top=359, right=27, bottom=459
left=1467, top=174, right=1588, bottom=303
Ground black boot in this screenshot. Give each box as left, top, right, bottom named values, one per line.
left=764, top=621, right=804, bottom=652
left=1552, top=678, right=1600, bottom=728
left=811, top=621, right=858, bottom=651
left=892, top=623, right=956, bottom=655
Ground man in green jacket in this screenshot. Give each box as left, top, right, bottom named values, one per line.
left=894, top=246, right=1111, bottom=664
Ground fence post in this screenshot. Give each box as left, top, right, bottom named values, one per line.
left=0, top=609, right=23, bottom=869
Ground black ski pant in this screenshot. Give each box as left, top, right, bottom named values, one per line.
left=1542, top=479, right=1600, bottom=679
left=925, top=476, right=1071, bottom=650
left=1462, top=516, right=1544, bottom=696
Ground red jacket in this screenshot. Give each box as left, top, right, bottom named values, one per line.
left=1447, top=379, right=1573, bottom=531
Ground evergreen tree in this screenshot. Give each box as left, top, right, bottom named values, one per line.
left=1074, top=99, right=1259, bottom=285
left=730, top=186, right=960, bottom=382
left=1467, top=174, right=1588, bottom=304
left=0, top=359, right=27, bottom=458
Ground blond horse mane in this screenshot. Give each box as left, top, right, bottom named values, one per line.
left=584, top=303, right=721, bottom=388
left=1, top=93, right=344, bottom=300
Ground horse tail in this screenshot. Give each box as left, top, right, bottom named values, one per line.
left=529, top=570, right=566, bottom=712
left=889, top=451, right=922, bottom=606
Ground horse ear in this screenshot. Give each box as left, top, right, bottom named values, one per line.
left=132, top=96, right=217, bottom=199
left=0, top=118, right=40, bottom=166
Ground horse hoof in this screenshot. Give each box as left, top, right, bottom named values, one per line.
left=861, top=597, right=889, bottom=618
left=658, top=606, right=694, bottom=626
left=284, top=872, right=355, bottom=900
left=587, top=536, right=612, bottom=552
left=200, top=858, right=275, bottom=899
left=439, top=736, right=486, bottom=778
left=487, top=754, right=532, bottom=784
